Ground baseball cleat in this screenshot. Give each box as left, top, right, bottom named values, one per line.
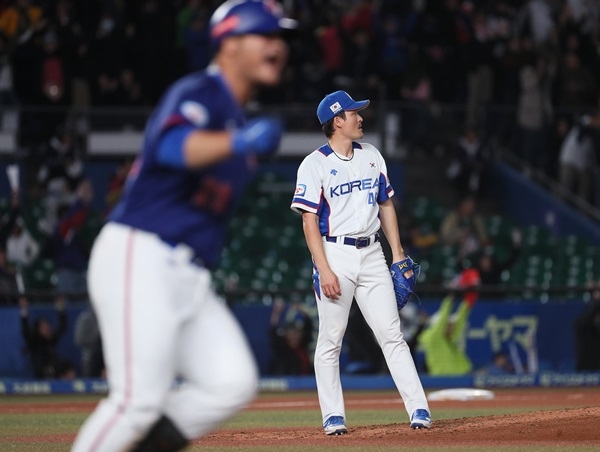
left=323, top=415, right=347, bottom=435
left=410, top=409, right=432, bottom=429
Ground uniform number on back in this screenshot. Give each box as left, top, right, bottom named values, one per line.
left=192, top=177, right=232, bottom=216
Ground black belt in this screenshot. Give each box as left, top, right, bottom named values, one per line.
left=325, top=233, right=380, bottom=249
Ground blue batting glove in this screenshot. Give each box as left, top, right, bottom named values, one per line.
left=232, top=117, right=283, bottom=156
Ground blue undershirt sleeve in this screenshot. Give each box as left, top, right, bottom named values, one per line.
left=156, top=125, right=195, bottom=168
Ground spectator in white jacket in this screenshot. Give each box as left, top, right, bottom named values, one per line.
left=559, top=113, right=600, bottom=202
left=6, top=219, right=40, bottom=267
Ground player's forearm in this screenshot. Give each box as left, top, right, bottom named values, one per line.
left=302, top=214, right=331, bottom=273
left=183, top=131, right=237, bottom=168
left=379, top=200, right=405, bottom=261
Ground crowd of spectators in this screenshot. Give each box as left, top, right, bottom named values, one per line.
left=0, top=0, right=599, bottom=199
left=0, top=2, right=598, bottom=125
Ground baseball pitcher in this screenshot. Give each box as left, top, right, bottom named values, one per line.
left=291, top=91, right=432, bottom=435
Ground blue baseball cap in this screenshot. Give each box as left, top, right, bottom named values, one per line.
left=210, top=0, right=297, bottom=47
left=316, top=91, right=370, bottom=125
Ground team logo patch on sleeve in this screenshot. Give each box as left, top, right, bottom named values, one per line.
left=181, top=101, right=209, bottom=127
left=295, top=184, right=306, bottom=196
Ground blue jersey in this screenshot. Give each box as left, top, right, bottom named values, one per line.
left=110, top=67, right=254, bottom=268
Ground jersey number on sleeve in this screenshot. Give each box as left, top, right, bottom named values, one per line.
left=192, top=177, right=232, bottom=216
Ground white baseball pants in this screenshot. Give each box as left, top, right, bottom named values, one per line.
left=72, top=223, right=258, bottom=451
left=313, top=240, right=429, bottom=423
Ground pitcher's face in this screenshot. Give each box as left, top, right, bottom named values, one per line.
left=338, top=110, right=364, bottom=140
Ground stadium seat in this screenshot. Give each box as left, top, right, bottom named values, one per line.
left=410, top=196, right=446, bottom=231
left=520, top=225, right=554, bottom=255
left=486, top=215, right=513, bottom=244
left=22, top=258, right=56, bottom=291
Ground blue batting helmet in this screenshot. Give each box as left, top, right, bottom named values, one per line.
left=210, top=0, right=297, bottom=46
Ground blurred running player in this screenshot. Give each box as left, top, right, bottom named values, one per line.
left=72, top=2, right=295, bottom=451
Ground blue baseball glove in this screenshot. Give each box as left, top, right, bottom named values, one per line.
left=390, top=256, right=421, bottom=311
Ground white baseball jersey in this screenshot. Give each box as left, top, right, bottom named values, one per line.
left=291, top=142, right=394, bottom=237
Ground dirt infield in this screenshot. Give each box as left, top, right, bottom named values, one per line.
left=1, top=387, right=599, bottom=449
left=199, top=406, right=600, bottom=448
left=198, top=388, right=600, bottom=448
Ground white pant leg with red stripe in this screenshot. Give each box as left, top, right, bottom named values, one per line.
left=72, top=223, right=258, bottom=452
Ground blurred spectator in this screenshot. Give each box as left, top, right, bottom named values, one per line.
left=418, top=268, right=480, bottom=375
left=466, top=7, right=494, bottom=129
left=92, top=72, right=120, bottom=108
left=400, top=56, right=432, bottom=154
left=19, top=296, right=75, bottom=379
left=314, top=8, right=346, bottom=95
left=517, top=53, right=554, bottom=171
left=546, top=115, right=571, bottom=180
left=269, top=298, right=314, bottom=376
left=36, top=123, right=83, bottom=193
left=491, top=35, right=524, bottom=146
left=414, top=1, right=460, bottom=104
left=117, top=68, right=142, bottom=107
left=515, top=0, right=555, bottom=47
left=446, top=127, right=491, bottom=196
left=53, top=179, right=94, bottom=297
left=0, top=246, right=19, bottom=304
left=494, top=35, right=523, bottom=106
left=4, top=0, right=46, bottom=146
left=130, top=0, right=171, bottom=105
left=74, top=306, right=104, bottom=377
left=476, top=228, right=522, bottom=288
left=340, top=3, right=379, bottom=100
left=574, top=282, right=600, bottom=371
left=558, top=112, right=600, bottom=201
left=0, top=188, right=20, bottom=245
left=6, top=217, right=39, bottom=267
left=50, top=0, right=90, bottom=116
left=440, top=196, right=489, bottom=259
left=0, top=0, right=44, bottom=42
left=36, top=29, right=71, bottom=140
left=476, top=350, right=515, bottom=375
left=375, top=6, right=414, bottom=100
left=0, top=189, right=23, bottom=304
left=487, top=1, right=516, bottom=102
left=36, top=124, right=84, bottom=235
left=555, top=51, right=598, bottom=109
left=0, top=32, right=18, bottom=111
left=89, top=12, right=125, bottom=107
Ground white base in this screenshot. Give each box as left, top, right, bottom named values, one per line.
left=427, top=388, right=495, bottom=401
